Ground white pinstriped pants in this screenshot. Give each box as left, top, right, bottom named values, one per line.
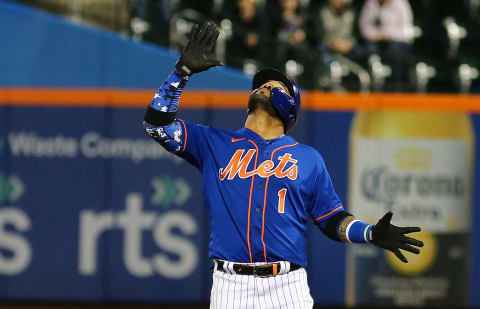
left=210, top=262, right=314, bottom=309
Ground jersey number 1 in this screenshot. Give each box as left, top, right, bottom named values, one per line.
left=277, top=188, right=287, bottom=214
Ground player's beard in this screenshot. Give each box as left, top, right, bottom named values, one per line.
left=248, top=90, right=279, bottom=120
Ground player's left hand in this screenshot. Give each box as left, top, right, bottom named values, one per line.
left=175, top=22, right=223, bottom=75
left=371, top=212, right=424, bottom=263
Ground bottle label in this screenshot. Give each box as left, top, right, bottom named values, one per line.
left=350, top=138, right=471, bottom=232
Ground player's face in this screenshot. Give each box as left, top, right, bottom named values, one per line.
left=248, top=80, right=288, bottom=118
left=252, top=81, right=289, bottom=99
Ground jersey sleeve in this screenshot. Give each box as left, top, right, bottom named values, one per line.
left=174, top=119, right=208, bottom=168
left=308, top=157, right=344, bottom=224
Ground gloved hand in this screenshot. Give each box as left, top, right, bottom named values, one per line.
left=371, top=212, right=424, bottom=263
left=175, top=22, right=223, bottom=76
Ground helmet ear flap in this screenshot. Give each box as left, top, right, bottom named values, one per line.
left=270, top=88, right=296, bottom=133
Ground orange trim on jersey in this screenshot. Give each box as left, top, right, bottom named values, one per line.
left=178, top=119, right=188, bottom=153
left=261, top=142, right=299, bottom=262
left=314, top=205, right=344, bottom=221
left=231, top=137, right=259, bottom=263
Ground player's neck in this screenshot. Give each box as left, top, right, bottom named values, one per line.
left=244, top=111, right=285, bottom=140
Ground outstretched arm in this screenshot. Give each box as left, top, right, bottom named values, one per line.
left=311, top=158, right=423, bottom=263
left=320, top=211, right=423, bottom=263
left=143, top=22, right=222, bottom=152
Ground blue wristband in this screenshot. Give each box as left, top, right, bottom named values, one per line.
left=346, top=220, right=373, bottom=243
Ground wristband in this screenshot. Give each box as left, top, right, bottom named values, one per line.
left=174, top=60, right=192, bottom=76
left=345, top=220, right=373, bottom=243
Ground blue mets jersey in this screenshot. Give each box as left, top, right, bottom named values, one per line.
left=144, top=69, right=344, bottom=267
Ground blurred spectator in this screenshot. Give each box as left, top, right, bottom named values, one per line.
left=359, top=0, right=414, bottom=91
left=316, top=0, right=357, bottom=55
left=129, top=0, right=181, bottom=46
left=224, top=0, right=270, bottom=68
left=359, top=0, right=413, bottom=58
left=273, top=0, right=310, bottom=69
left=314, top=0, right=372, bottom=92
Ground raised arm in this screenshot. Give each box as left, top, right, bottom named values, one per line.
left=143, top=69, right=189, bottom=153
left=143, top=22, right=222, bottom=153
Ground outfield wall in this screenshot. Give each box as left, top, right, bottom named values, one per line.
left=0, top=90, right=479, bottom=306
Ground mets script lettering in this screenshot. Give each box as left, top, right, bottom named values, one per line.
left=219, top=149, right=298, bottom=180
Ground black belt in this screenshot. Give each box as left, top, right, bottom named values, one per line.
left=214, top=260, right=302, bottom=277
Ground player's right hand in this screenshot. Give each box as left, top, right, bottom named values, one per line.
left=371, top=212, right=424, bottom=263
left=175, top=22, right=223, bottom=76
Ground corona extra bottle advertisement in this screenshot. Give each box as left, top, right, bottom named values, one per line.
left=347, top=110, right=474, bottom=306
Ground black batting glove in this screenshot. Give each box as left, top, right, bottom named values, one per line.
left=371, top=212, right=424, bottom=263
left=175, top=22, right=223, bottom=76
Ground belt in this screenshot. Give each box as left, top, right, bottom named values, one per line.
left=213, top=259, right=302, bottom=278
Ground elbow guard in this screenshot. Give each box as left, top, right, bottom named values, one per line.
left=144, top=105, right=177, bottom=126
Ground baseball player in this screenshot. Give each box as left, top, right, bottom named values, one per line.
left=143, top=22, right=424, bottom=308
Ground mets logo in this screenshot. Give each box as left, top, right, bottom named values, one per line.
left=219, top=149, right=298, bottom=181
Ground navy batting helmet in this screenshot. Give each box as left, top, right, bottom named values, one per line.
left=252, top=69, right=301, bottom=132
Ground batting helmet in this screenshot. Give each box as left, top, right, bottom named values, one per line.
left=252, top=69, right=301, bottom=132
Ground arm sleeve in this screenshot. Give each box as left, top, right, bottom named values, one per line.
left=317, top=210, right=352, bottom=242
left=143, top=69, right=206, bottom=168
left=318, top=212, right=374, bottom=243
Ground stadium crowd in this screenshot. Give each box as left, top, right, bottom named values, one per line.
left=128, top=0, right=479, bottom=92
left=17, top=0, right=480, bottom=92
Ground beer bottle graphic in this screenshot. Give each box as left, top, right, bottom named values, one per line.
left=347, top=110, right=474, bottom=306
